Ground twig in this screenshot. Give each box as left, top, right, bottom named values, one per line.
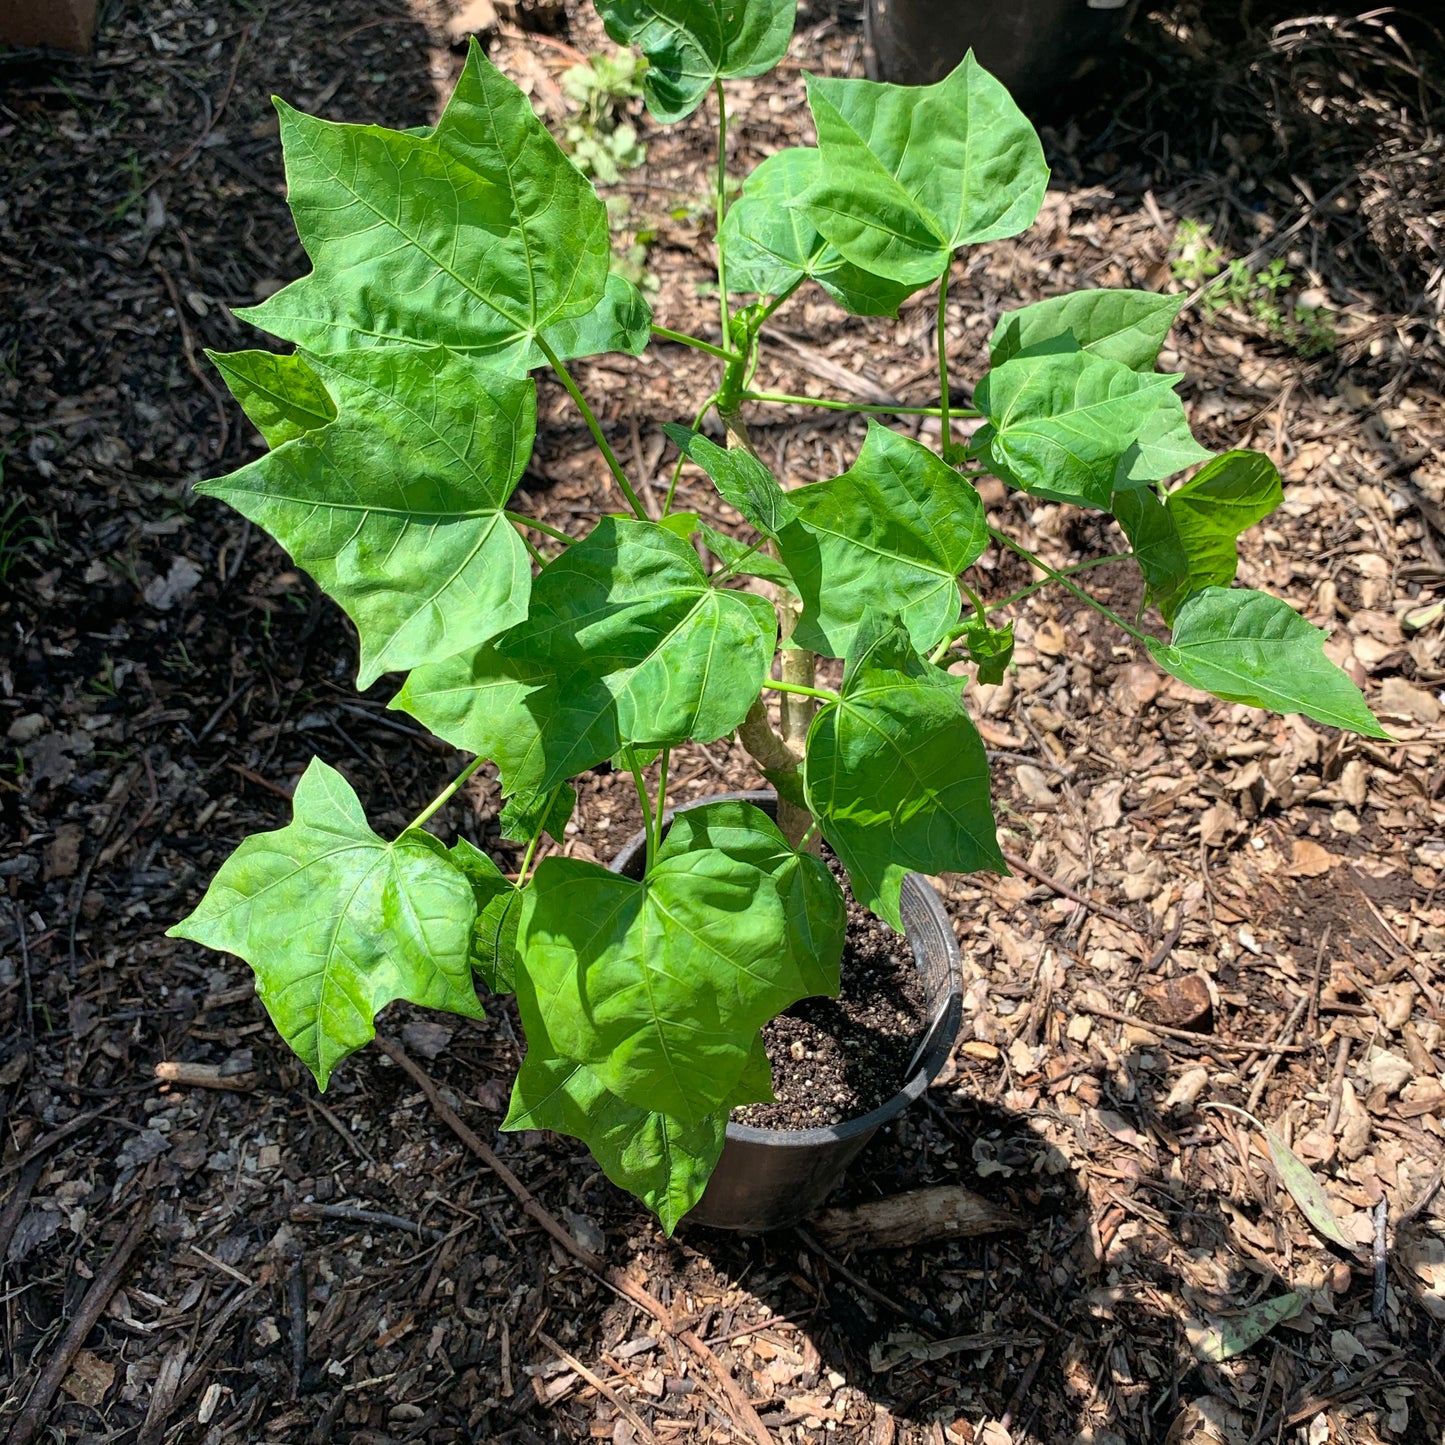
left=538, top=1333, right=660, bottom=1445
left=305, top=1095, right=377, bottom=1168
left=5, top=1209, right=151, bottom=1445
left=1323, top=1037, right=1352, bottom=1135
left=1000, top=1343, right=1047, bottom=1431
left=289, top=1201, right=443, bottom=1242
left=1245, top=993, right=1310, bottom=1114
left=0, top=1104, right=113, bottom=1180
left=1397, top=1165, right=1443, bottom=1228
left=373, top=1038, right=774, bottom=1445
left=1371, top=1198, right=1389, bottom=1321
left=795, top=1228, right=940, bottom=1336
left=1001, top=849, right=1142, bottom=932
left=0, top=1159, right=45, bottom=1266
left=1074, top=1001, right=1308, bottom=1053
left=1142, top=908, right=1189, bottom=975
left=287, top=1251, right=307, bottom=1401
left=154, top=1060, right=256, bottom=1093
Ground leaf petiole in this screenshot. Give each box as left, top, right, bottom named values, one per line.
left=650, top=325, right=742, bottom=365
left=740, top=390, right=980, bottom=420
left=403, top=755, right=486, bottom=836
left=507, top=511, right=572, bottom=546
left=987, top=526, right=1153, bottom=645
left=762, top=677, right=839, bottom=704
left=937, top=262, right=952, bottom=456
left=623, top=747, right=657, bottom=872
left=715, top=78, right=731, bottom=353
left=536, top=334, right=648, bottom=521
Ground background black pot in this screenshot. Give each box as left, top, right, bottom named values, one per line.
left=864, top=0, right=1137, bottom=108
left=611, top=790, right=962, bottom=1232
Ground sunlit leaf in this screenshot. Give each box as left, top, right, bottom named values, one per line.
left=208, top=348, right=336, bottom=447
left=990, top=289, right=1184, bottom=372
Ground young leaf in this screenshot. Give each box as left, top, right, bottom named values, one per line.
left=1113, top=389, right=1214, bottom=487
left=1263, top=1126, right=1358, bottom=1252
left=238, top=41, right=612, bottom=374
left=532, top=270, right=653, bottom=371
left=805, top=615, right=1006, bottom=929
left=167, top=759, right=483, bottom=1089
left=777, top=421, right=987, bottom=657
left=962, top=618, right=1014, bottom=684
left=975, top=349, right=1178, bottom=510
left=208, top=348, right=336, bottom=447
left=797, top=54, right=1048, bottom=286
left=516, top=846, right=804, bottom=1123
left=395, top=517, right=777, bottom=801
left=1165, top=449, right=1283, bottom=592
left=1147, top=587, right=1389, bottom=737
left=594, top=0, right=797, bottom=123
left=658, top=799, right=845, bottom=999
left=664, top=424, right=798, bottom=537
left=698, top=523, right=798, bottom=593
left=1185, top=1293, right=1303, bottom=1363
left=197, top=346, right=535, bottom=689
left=502, top=1033, right=771, bottom=1234
left=990, top=289, right=1185, bottom=372
left=720, top=147, right=918, bottom=316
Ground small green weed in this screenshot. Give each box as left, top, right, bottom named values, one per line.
left=560, top=49, right=647, bottom=185
left=0, top=469, right=49, bottom=581
left=1170, top=219, right=1337, bottom=356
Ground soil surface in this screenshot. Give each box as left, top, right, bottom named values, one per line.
left=734, top=863, right=931, bottom=1130
left=3, top=2, right=1445, bottom=1443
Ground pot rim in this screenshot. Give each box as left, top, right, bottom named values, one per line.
left=608, top=787, right=963, bottom=1149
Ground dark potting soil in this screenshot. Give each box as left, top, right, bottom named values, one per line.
left=731, top=860, right=931, bottom=1130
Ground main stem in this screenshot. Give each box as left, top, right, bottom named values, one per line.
left=537, top=335, right=648, bottom=520
left=987, top=526, right=1153, bottom=645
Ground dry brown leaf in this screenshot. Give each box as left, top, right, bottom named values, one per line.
left=1289, top=839, right=1336, bottom=877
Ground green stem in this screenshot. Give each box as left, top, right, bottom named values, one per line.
left=507, top=511, right=572, bottom=546
left=937, top=262, right=952, bottom=456
left=537, top=334, right=648, bottom=520
left=740, top=390, right=980, bottom=419
left=757, top=276, right=803, bottom=324
left=987, top=527, right=1151, bottom=644
left=624, top=747, right=656, bottom=873
left=650, top=325, right=741, bottom=365
left=663, top=391, right=720, bottom=515
left=517, top=830, right=542, bottom=887
left=713, top=536, right=765, bottom=581
left=404, top=756, right=485, bottom=835
left=519, top=533, right=546, bottom=567
left=656, top=746, right=671, bottom=837
left=961, top=581, right=987, bottom=625
left=992, top=552, right=1132, bottom=611
left=762, top=677, right=839, bottom=703
left=715, top=78, right=731, bottom=354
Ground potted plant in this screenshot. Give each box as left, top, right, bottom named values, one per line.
left=170, top=0, right=1385, bottom=1236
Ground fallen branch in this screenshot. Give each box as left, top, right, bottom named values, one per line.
left=154, top=1060, right=256, bottom=1092
left=374, top=1038, right=773, bottom=1445
left=6, top=1209, right=151, bottom=1445
left=810, top=1185, right=1022, bottom=1252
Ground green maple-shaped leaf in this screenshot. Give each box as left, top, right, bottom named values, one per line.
left=168, top=759, right=483, bottom=1088
left=990, top=289, right=1185, bottom=372
left=594, top=0, right=797, bottom=123
left=660, top=799, right=846, bottom=999
left=208, top=348, right=336, bottom=447
left=236, top=41, right=620, bottom=375
left=1114, top=389, right=1214, bottom=487
left=776, top=421, right=987, bottom=658
left=515, top=843, right=802, bottom=1123
left=503, top=1033, right=771, bottom=1234
left=806, top=615, right=1006, bottom=929
left=975, top=348, right=1178, bottom=510
left=394, top=516, right=776, bottom=808
left=197, top=346, right=535, bottom=688
left=1146, top=587, right=1389, bottom=737
left=1116, top=450, right=1284, bottom=622
left=720, top=147, right=918, bottom=316
left=796, top=53, right=1048, bottom=287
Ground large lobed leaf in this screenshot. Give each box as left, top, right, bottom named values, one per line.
left=394, top=517, right=777, bottom=813
left=198, top=346, right=536, bottom=688
left=990, top=289, right=1185, bottom=372
left=1147, top=587, right=1388, bottom=737
left=594, top=0, right=797, bottom=123
left=796, top=53, right=1048, bottom=286
left=975, top=348, right=1178, bottom=510
left=720, top=147, right=918, bottom=316
left=1115, top=450, right=1283, bottom=622
left=237, top=41, right=648, bottom=375
left=168, top=759, right=484, bottom=1089
left=777, top=421, right=987, bottom=658
left=806, top=616, right=1006, bottom=929
left=503, top=1033, right=773, bottom=1234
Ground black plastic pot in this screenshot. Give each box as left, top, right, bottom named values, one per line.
left=610, top=790, right=962, bottom=1232
left=864, top=0, right=1136, bottom=107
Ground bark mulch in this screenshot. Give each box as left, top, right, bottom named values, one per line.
left=2, top=2, right=1444, bottom=1443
